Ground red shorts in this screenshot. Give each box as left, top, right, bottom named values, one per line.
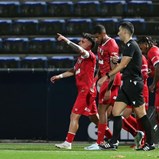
left=99, top=80, right=120, bottom=105
left=72, top=89, right=98, bottom=116
left=155, top=85, right=159, bottom=112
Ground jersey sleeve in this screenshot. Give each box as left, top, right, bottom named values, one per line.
left=109, top=40, right=119, bottom=57
left=148, top=48, right=159, bottom=67
left=122, top=42, right=135, bottom=57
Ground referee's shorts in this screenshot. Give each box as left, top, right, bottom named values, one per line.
left=116, top=79, right=144, bottom=107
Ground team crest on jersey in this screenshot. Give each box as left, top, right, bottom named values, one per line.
left=77, top=58, right=83, bottom=64
left=98, top=48, right=104, bottom=55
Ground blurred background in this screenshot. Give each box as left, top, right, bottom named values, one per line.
left=0, top=0, right=158, bottom=142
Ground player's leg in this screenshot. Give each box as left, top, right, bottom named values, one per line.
left=155, top=88, right=159, bottom=124
left=55, top=113, right=81, bottom=149
left=134, top=104, right=155, bottom=151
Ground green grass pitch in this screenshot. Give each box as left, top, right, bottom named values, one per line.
left=0, top=142, right=158, bottom=159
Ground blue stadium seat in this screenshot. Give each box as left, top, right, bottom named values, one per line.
left=0, top=1, right=20, bottom=17
left=48, top=56, right=75, bottom=69
left=100, top=1, right=126, bottom=17
left=21, top=56, right=48, bottom=68
left=93, top=18, right=119, bottom=35
left=20, top=1, right=47, bottom=17
left=38, top=19, right=65, bottom=35
left=126, top=1, right=153, bottom=17
left=0, top=20, right=12, bottom=35
left=47, top=1, right=73, bottom=17
left=66, top=18, right=92, bottom=35
left=121, top=18, right=146, bottom=35
left=3, top=38, right=29, bottom=54
left=0, top=56, right=20, bottom=68
left=12, top=19, right=38, bottom=35
left=29, top=38, right=55, bottom=54
left=145, top=21, right=159, bottom=35
left=74, top=1, right=100, bottom=17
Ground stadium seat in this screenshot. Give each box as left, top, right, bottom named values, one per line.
left=21, top=56, right=48, bottom=68
left=38, top=19, right=65, bottom=35
left=145, top=21, right=159, bottom=35
left=121, top=18, right=146, bottom=35
left=93, top=18, right=119, bottom=35
left=126, top=1, right=153, bottom=17
left=12, top=19, right=38, bottom=35
left=29, top=38, right=55, bottom=54
left=20, top=1, right=47, bottom=17
left=3, top=38, right=29, bottom=54
left=66, top=18, right=92, bottom=35
left=0, top=56, right=20, bottom=68
left=48, top=56, right=75, bottom=69
left=151, top=3, right=159, bottom=17
left=53, top=36, right=81, bottom=54
left=74, top=1, right=100, bottom=17
left=46, top=1, right=73, bottom=17
left=0, top=1, right=20, bottom=17
left=0, top=20, right=12, bottom=35
left=100, top=1, right=126, bottom=17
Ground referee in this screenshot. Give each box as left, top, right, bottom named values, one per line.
left=98, top=22, right=155, bottom=151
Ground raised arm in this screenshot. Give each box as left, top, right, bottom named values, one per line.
left=57, top=33, right=89, bottom=57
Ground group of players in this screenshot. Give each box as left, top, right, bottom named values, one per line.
left=51, top=22, right=159, bottom=151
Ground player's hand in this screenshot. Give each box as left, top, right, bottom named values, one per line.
left=57, top=33, right=69, bottom=43
left=149, top=83, right=155, bottom=93
left=50, top=75, right=61, bottom=83
left=111, top=54, right=119, bottom=64
left=104, top=90, right=111, bottom=101
left=97, top=75, right=108, bottom=87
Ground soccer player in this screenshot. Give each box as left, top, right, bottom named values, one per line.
left=138, top=36, right=159, bottom=124
left=99, top=22, right=155, bottom=151
left=85, top=24, right=121, bottom=150
left=51, top=33, right=99, bottom=149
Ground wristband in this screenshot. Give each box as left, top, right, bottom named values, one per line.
left=67, top=41, right=71, bottom=45
left=59, top=74, right=63, bottom=78
left=106, top=72, right=110, bottom=79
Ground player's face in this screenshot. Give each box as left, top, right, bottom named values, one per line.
left=94, top=33, right=103, bottom=45
left=118, top=26, right=125, bottom=41
left=139, top=43, right=148, bottom=55
left=78, top=38, right=91, bottom=50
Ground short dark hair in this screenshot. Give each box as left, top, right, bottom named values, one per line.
left=93, top=24, right=106, bottom=34
left=82, top=33, right=96, bottom=49
left=120, top=22, right=134, bottom=35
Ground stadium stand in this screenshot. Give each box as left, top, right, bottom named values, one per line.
left=0, top=0, right=158, bottom=68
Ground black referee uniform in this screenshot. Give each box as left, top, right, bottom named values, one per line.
left=116, top=39, right=144, bottom=107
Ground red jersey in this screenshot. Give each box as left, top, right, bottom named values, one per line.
left=97, top=38, right=119, bottom=77
left=97, top=37, right=121, bottom=86
left=141, top=55, right=148, bottom=84
left=74, top=50, right=96, bottom=90
left=147, top=46, right=159, bottom=78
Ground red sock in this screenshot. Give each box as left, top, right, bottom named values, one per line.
left=65, top=132, right=75, bottom=143
left=105, top=126, right=112, bottom=139
left=122, top=117, right=137, bottom=137
left=126, top=115, right=137, bottom=129
left=97, top=123, right=106, bottom=144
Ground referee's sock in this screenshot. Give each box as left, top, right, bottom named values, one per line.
left=111, top=116, right=122, bottom=144
left=139, top=115, right=153, bottom=145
